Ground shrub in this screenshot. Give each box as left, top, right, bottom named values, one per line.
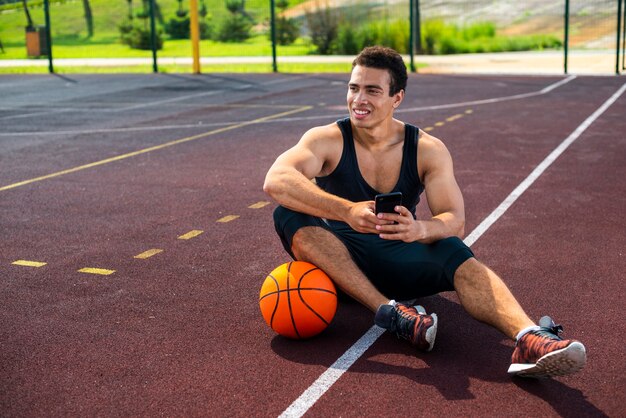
left=421, top=20, right=561, bottom=55
left=304, top=4, right=339, bottom=55
left=165, top=17, right=213, bottom=40
left=333, top=19, right=409, bottom=55
left=120, top=25, right=164, bottom=50
left=273, top=16, right=300, bottom=45
left=334, top=23, right=359, bottom=55
left=217, top=14, right=252, bottom=42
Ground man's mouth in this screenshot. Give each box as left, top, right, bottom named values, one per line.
left=353, top=108, right=370, bottom=118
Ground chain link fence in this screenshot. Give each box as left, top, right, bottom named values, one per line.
left=0, top=0, right=623, bottom=73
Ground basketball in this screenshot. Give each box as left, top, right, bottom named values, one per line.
left=259, top=261, right=337, bottom=339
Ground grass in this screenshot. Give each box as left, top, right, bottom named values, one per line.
left=0, top=35, right=315, bottom=59
left=0, top=1, right=561, bottom=73
left=0, top=62, right=358, bottom=74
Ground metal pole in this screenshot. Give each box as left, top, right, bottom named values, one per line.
left=622, top=0, right=626, bottom=70
left=415, top=0, right=422, bottom=55
left=43, top=0, right=53, bottom=73
left=190, top=0, right=201, bottom=74
left=617, top=0, right=622, bottom=74
left=149, top=0, right=158, bottom=73
left=270, top=0, right=277, bottom=72
left=564, top=0, right=569, bottom=74
left=409, top=0, right=415, bottom=72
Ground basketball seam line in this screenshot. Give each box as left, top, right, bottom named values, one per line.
left=298, top=268, right=334, bottom=326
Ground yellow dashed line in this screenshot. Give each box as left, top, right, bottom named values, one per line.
left=248, top=201, right=270, bottom=209
left=446, top=114, right=464, bottom=122
left=12, top=260, right=47, bottom=268
left=434, top=121, right=445, bottom=127
left=78, top=267, right=115, bottom=276
left=134, top=249, right=163, bottom=259
left=424, top=127, right=434, bottom=132
left=465, top=109, right=473, bottom=114
left=0, top=105, right=312, bottom=193
left=178, top=230, right=204, bottom=240
left=217, top=215, right=240, bottom=223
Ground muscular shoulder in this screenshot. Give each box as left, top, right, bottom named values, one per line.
left=300, top=122, right=344, bottom=176
left=417, top=130, right=454, bottom=180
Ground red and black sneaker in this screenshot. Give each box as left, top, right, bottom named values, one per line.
left=508, top=316, right=586, bottom=378
left=375, top=303, right=438, bottom=351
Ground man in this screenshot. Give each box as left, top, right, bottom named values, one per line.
left=263, top=46, right=586, bottom=378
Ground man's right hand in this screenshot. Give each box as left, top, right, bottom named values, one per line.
left=345, top=201, right=390, bottom=234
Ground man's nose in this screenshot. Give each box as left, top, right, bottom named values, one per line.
left=353, top=91, right=368, bottom=104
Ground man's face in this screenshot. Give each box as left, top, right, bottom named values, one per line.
left=347, top=65, right=403, bottom=128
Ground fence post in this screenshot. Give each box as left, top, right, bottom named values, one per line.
left=622, top=0, right=625, bottom=70
left=149, top=0, right=158, bottom=73
left=564, top=0, right=569, bottom=74
left=43, top=0, right=53, bottom=74
left=270, top=0, right=278, bottom=72
left=617, top=0, right=623, bottom=74
left=190, top=0, right=201, bottom=74
left=409, top=0, right=415, bottom=72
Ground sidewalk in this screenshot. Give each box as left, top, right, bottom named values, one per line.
left=0, top=50, right=619, bottom=75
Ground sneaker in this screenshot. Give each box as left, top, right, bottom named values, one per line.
left=508, top=316, right=586, bottom=378
left=374, top=303, right=438, bottom=351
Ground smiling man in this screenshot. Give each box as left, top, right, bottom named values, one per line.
left=263, top=46, right=586, bottom=378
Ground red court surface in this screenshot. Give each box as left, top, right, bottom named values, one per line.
left=1, top=73, right=625, bottom=417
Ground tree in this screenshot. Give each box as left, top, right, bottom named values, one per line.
left=22, top=0, right=34, bottom=29
left=82, top=0, right=94, bottom=38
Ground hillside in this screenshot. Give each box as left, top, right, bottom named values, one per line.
left=286, top=0, right=617, bottom=48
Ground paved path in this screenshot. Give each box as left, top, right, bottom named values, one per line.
left=0, top=50, right=619, bottom=75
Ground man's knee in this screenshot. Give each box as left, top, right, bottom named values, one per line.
left=292, top=226, right=342, bottom=260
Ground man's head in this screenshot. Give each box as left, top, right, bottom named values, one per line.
left=352, top=46, right=407, bottom=96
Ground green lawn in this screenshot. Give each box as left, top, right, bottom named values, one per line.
left=0, top=61, right=362, bottom=74
left=0, top=35, right=315, bottom=59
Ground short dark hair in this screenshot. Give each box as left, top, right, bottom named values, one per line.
left=352, top=46, right=407, bottom=96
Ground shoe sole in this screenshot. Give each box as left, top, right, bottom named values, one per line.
left=415, top=305, right=437, bottom=352
left=424, top=312, right=438, bottom=352
left=507, top=341, right=586, bottom=378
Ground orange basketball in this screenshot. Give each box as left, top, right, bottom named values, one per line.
left=259, top=261, right=337, bottom=339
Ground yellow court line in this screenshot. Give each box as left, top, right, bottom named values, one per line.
left=12, top=260, right=47, bottom=268
left=178, top=230, right=204, bottom=240
left=446, top=114, right=464, bottom=122
left=78, top=267, right=115, bottom=276
left=217, top=215, right=240, bottom=223
left=0, top=105, right=312, bottom=193
left=134, top=249, right=163, bottom=259
left=248, top=201, right=270, bottom=209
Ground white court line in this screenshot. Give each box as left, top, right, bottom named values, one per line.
left=0, top=75, right=575, bottom=136
left=279, top=81, right=626, bottom=418
left=0, top=121, right=237, bottom=137
left=112, top=75, right=312, bottom=112
left=270, top=75, right=578, bottom=124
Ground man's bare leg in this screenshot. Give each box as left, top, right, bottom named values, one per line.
left=291, top=226, right=388, bottom=312
left=454, top=258, right=535, bottom=339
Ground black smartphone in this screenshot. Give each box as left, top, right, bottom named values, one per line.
left=375, top=192, right=403, bottom=214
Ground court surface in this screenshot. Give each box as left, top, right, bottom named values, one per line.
left=1, top=73, right=625, bottom=417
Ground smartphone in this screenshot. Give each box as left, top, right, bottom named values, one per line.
left=375, top=192, right=403, bottom=214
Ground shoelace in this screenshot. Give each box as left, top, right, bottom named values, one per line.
left=393, top=306, right=417, bottom=340
left=535, top=316, right=564, bottom=341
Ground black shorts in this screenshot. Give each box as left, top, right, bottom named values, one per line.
left=273, top=206, right=475, bottom=300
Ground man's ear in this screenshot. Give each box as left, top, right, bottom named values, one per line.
left=392, top=90, right=405, bottom=108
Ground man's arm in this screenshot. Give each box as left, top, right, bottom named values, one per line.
left=263, top=125, right=381, bottom=234
left=376, top=131, right=465, bottom=243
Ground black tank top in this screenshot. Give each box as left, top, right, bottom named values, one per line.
left=316, top=117, right=424, bottom=220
